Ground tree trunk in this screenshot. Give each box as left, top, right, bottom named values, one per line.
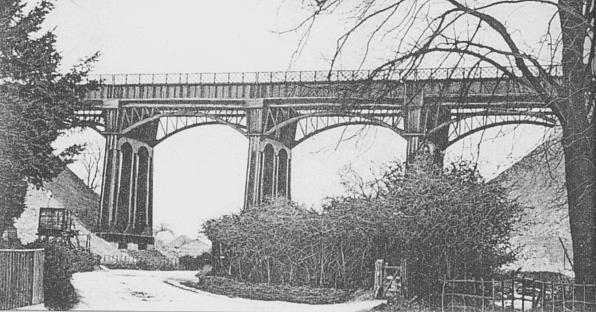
left=562, top=121, right=596, bottom=285
left=558, top=0, right=595, bottom=286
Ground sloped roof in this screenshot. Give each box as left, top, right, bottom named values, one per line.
left=44, top=167, right=100, bottom=231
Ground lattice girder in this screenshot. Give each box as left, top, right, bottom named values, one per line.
left=117, top=104, right=247, bottom=145
left=262, top=106, right=404, bottom=148
left=436, top=107, right=556, bottom=147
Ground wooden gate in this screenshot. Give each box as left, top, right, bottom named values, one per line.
left=373, top=259, right=408, bottom=299
left=0, top=249, right=45, bottom=310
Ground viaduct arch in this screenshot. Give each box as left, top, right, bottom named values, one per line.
left=76, top=66, right=558, bottom=248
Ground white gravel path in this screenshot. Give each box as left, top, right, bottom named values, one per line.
left=71, top=269, right=385, bottom=311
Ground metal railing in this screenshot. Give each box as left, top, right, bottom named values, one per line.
left=86, top=65, right=563, bottom=86
left=442, top=278, right=596, bottom=312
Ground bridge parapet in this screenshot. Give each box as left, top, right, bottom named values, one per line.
left=85, top=65, right=562, bottom=85
left=84, top=65, right=561, bottom=102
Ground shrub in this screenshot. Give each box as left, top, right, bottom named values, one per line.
left=43, top=277, right=79, bottom=311
left=350, top=155, right=523, bottom=297
left=103, top=261, right=139, bottom=270
left=179, top=253, right=211, bottom=270
left=204, top=155, right=523, bottom=298
left=136, top=259, right=149, bottom=270
left=26, top=239, right=99, bottom=310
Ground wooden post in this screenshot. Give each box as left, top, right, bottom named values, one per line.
left=551, top=282, right=555, bottom=312
left=481, top=278, right=485, bottom=312
left=561, top=282, right=565, bottom=311
left=401, top=258, right=407, bottom=297
left=541, top=281, right=545, bottom=312
left=570, top=283, right=574, bottom=311
left=491, top=279, right=495, bottom=312
left=474, top=279, right=478, bottom=310
left=501, top=279, right=505, bottom=312
left=512, top=278, right=515, bottom=312
left=442, top=279, right=446, bottom=312
left=374, top=259, right=384, bottom=299
left=451, top=281, right=455, bottom=312
left=522, top=278, right=526, bottom=312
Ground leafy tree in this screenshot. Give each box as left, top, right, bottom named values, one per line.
left=297, top=0, right=595, bottom=284
left=0, top=0, right=97, bottom=234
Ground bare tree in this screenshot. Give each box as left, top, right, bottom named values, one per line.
left=338, top=162, right=403, bottom=200
left=294, top=0, right=595, bottom=284
left=79, top=144, right=103, bottom=193
left=154, top=222, right=174, bottom=236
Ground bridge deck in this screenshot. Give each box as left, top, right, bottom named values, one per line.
left=84, top=67, right=561, bottom=107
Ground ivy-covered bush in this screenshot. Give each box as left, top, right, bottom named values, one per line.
left=26, top=239, right=99, bottom=310
left=204, top=155, right=523, bottom=297
left=179, top=253, right=211, bottom=270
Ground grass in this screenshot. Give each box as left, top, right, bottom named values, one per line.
left=181, top=276, right=360, bottom=304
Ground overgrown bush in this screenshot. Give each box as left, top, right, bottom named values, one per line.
left=203, top=155, right=523, bottom=297
left=352, top=155, right=523, bottom=296
left=103, top=261, right=139, bottom=270
left=135, top=259, right=177, bottom=271
left=43, top=278, right=79, bottom=310
left=26, top=239, right=99, bottom=310
left=179, top=253, right=211, bottom=270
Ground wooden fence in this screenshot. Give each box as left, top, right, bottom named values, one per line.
left=442, top=278, right=596, bottom=312
left=100, top=254, right=188, bottom=270
left=373, top=259, right=408, bottom=299
left=0, top=249, right=44, bottom=310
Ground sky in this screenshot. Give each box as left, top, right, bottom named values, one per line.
left=47, top=0, right=553, bottom=237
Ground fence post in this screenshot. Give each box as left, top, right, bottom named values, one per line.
left=481, top=278, right=485, bottom=312
left=511, top=278, right=515, bottom=312
left=442, top=278, right=446, bottom=312
left=473, top=279, right=478, bottom=310
left=551, top=282, right=555, bottom=312
left=561, top=282, right=565, bottom=311
left=540, top=281, right=545, bottom=312
left=452, top=281, right=455, bottom=312
left=521, top=279, right=525, bottom=312
left=401, top=258, right=408, bottom=297
left=571, top=283, right=574, bottom=311
left=491, top=279, right=495, bottom=312
left=374, top=259, right=384, bottom=299
left=501, top=279, right=505, bottom=312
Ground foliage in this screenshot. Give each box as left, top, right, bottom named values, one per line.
left=182, top=276, right=355, bottom=304
left=103, top=258, right=177, bottom=271
left=135, top=259, right=177, bottom=271
left=0, top=0, right=97, bottom=235
left=103, top=261, right=139, bottom=270
left=179, top=253, right=211, bottom=270
left=43, top=278, right=79, bottom=311
left=204, top=155, right=523, bottom=296
left=26, top=239, right=99, bottom=275
left=26, top=239, right=99, bottom=310
left=360, top=154, right=522, bottom=295
left=136, top=259, right=150, bottom=270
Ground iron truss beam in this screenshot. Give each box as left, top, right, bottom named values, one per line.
left=79, top=65, right=561, bottom=147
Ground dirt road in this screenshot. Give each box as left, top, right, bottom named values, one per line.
left=71, top=269, right=385, bottom=311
